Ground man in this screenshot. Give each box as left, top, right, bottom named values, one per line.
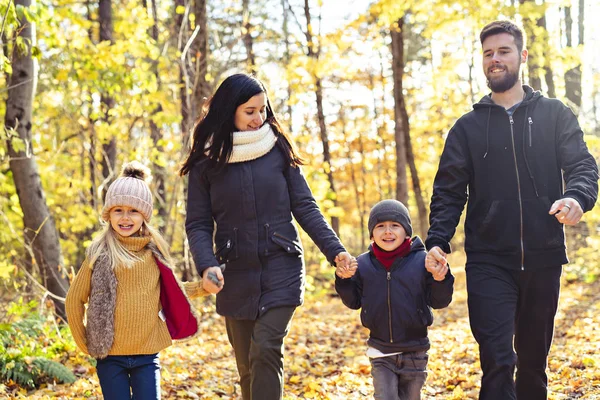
left=425, top=20, right=598, bottom=400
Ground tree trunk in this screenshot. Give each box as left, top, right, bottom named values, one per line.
left=538, top=13, right=556, bottom=98
left=191, top=0, right=209, bottom=122
left=143, top=0, right=167, bottom=226
left=339, top=108, right=366, bottom=249
left=303, top=0, right=339, bottom=235
left=390, top=17, right=409, bottom=205
left=281, top=0, right=293, bottom=132
left=99, top=0, right=116, bottom=198
left=564, top=0, right=584, bottom=111
left=5, top=0, right=68, bottom=319
left=404, top=126, right=428, bottom=238
left=242, top=0, right=256, bottom=74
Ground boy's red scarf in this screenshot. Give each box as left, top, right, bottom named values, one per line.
left=372, top=238, right=412, bottom=271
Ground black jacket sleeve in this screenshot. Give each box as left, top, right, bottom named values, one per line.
left=334, top=271, right=362, bottom=310
left=185, top=162, right=219, bottom=276
left=556, top=104, right=599, bottom=212
left=285, top=164, right=346, bottom=264
left=425, top=126, right=471, bottom=253
left=426, top=265, right=454, bottom=309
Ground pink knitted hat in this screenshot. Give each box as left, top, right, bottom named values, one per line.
left=101, top=162, right=153, bottom=222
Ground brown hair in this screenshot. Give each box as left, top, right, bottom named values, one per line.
left=480, top=21, right=524, bottom=53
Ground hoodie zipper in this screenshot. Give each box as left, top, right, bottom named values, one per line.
left=509, top=115, right=525, bottom=270
left=387, top=271, right=393, bottom=342
left=528, top=117, right=533, bottom=147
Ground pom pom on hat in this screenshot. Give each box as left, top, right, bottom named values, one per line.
left=101, top=162, right=153, bottom=222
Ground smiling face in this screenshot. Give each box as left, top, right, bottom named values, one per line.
left=234, top=92, right=267, bottom=131
left=109, top=206, right=145, bottom=237
left=372, top=221, right=408, bottom=251
left=482, top=32, right=527, bottom=93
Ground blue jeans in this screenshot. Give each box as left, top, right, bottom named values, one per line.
left=370, top=351, right=428, bottom=400
left=96, top=353, right=161, bottom=400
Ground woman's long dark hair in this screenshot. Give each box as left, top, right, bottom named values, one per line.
left=180, top=74, right=304, bottom=176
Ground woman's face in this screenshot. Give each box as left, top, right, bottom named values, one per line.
left=234, top=92, right=267, bottom=131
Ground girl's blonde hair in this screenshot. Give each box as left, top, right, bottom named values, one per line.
left=86, top=220, right=172, bottom=269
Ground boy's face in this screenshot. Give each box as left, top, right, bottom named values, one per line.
left=372, top=221, right=408, bottom=251
left=109, top=206, right=144, bottom=237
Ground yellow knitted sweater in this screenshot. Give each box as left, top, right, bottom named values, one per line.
left=65, top=235, right=172, bottom=356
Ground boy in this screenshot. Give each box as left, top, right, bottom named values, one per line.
left=336, top=199, right=454, bottom=400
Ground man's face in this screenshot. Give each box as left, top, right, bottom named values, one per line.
left=482, top=32, right=527, bottom=93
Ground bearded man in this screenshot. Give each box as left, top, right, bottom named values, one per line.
left=424, top=20, right=598, bottom=400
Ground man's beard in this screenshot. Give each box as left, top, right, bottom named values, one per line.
left=486, top=66, right=520, bottom=93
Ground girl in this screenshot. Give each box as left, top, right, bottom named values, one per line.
left=66, top=162, right=204, bottom=400
left=180, top=73, right=353, bottom=400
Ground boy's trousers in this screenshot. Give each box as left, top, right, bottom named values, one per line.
left=466, top=262, right=562, bottom=400
left=225, top=306, right=296, bottom=400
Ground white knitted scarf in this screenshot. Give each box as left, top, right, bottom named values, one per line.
left=228, top=123, right=278, bottom=163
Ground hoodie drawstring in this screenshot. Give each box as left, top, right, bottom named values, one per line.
left=520, top=106, right=539, bottom=197
left=483, top=107, right=491, bottom=159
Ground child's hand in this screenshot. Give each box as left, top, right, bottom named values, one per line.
left=202, top=266, right=224, bottom=294
left=335, top=252, right=357, bottom=279
left=425, top=247, right=448, bottom=281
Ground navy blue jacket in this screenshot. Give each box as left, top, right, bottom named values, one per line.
left=335, top=237, right=454, bottom=354
left=186, top=142, right=345, bottom=320
left=426, top=86, right=598, bottom=270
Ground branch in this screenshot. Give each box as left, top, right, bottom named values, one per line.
left=0, top=0, right=12, bottom=41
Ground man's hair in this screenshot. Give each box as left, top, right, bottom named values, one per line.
left=480, top=21, right=524, bottom=53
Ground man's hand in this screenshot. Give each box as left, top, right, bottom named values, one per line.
left=202, top=266, right=224, bottom=294
left=335, top=252, right=357, bottom=279
left=426, top=246, right=448, bottom=281
left=549, top=197, right=583, bottom=225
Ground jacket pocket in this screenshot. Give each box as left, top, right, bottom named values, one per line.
left=417, top=302, right=434, bottom=327
left=474, top=200, right=520, bottom=251
left=523, top=197, right=563, bottom=250
left=214, top=228, right=239, bottom=263
left=271, top=232, right=303, bottom=255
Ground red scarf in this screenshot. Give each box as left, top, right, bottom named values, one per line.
left=372, top=238, right=412, bottom=271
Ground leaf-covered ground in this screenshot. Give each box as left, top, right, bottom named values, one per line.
left=8, top=266, right=600, bottom=399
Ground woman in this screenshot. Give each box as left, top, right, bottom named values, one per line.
left=180, top=73, right=352, bottom=399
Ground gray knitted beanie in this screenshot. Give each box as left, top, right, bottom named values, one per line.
left=367, top=199, right=412, bottom=238
left=101, top=161, right=153, bottom=222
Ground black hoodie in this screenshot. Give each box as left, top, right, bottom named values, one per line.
left=426, top=85, right=598, bottom=270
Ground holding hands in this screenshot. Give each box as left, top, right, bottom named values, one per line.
left=335, top=252, right=358, bottom=279
left=425, top=246, right=449, bottom=281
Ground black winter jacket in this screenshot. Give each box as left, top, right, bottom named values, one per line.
left=426, top=86, right=598, bottom=269
left=186, top=143, right=345, bottom=320
left=335, top=238, right=454, bottom=354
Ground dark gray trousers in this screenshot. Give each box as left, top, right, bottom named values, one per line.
left=466, top=263, right=562, bottom=400
left=225, top=306, right=296, bottom=400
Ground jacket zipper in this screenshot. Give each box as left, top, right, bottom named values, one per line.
left=233, top=227, right=239, bottom=259
left=387, top=271, right=393, bottom=343
left=215, top=239, right=231, bottom=255
left=264, top=224, right=269, bottom=256
left=509, top=115, right=525, bottom=270
left=273, top=232, right=294, bottom=252
left=528, top=117, right=533, bottom=147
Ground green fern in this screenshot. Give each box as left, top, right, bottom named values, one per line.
left=32, top=359, right=76, bottom=385
left=0, top=300, right=77, bottom=389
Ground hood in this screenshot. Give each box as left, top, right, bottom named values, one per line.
left=473, top=85, right=541, bottom=110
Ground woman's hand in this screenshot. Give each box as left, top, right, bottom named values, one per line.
left=202, top=266, right=224, bottom=294
left=335, top=252, right=357, bottom=279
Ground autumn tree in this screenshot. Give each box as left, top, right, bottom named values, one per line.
left=4, top=0, right=69, bottom=319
